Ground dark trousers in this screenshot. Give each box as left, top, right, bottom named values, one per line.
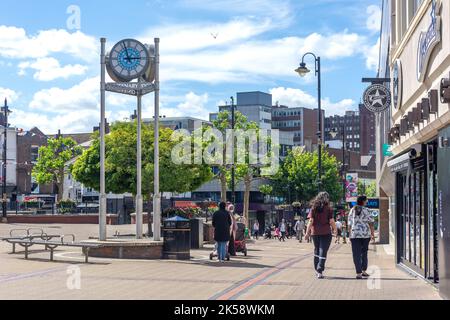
left=312, top=234, right=332, bottom=273
left=228, top=234, right=236, bottom=256
left=350, top=238, right=371, bottom=274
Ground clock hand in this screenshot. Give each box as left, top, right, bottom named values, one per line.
left=122, top=41, right=131, bottom=62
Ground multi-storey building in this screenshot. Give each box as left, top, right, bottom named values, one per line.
left=272, top=105, right=323, bottom=151
left=378, top=0, right=450, bottom=298
left=324, top=106, right=376, bottom=156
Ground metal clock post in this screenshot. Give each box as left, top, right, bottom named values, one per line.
left=100, top=37, right=159, bottom=241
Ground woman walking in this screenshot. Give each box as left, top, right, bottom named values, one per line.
left=305, top=192, right=337, bottom=279
left=348, top=196, right=375, bottom=279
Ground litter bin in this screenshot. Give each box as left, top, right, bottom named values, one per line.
left=163, top=216, right=190, bottom=260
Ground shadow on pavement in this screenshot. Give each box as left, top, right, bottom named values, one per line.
left=325, top=276, right=414, bottom=281
left=189, top=259, right=272, bottom=269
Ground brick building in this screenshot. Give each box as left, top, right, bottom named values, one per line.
left=324, top=105, right=376, bottom=156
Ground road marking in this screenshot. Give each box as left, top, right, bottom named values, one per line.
left=210, top=244, right=342, bottom=301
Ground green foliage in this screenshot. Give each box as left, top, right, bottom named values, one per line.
left=72, top=121, right=213, bottom=196
left=264, top=147, right=342, bottom=204
left=163, top=207, right=202, bottom=220
left=259, top=184, right=273, bottom=195
left=32, top=137, right=82, bottom=201
left=58, top=199, right=76, bottom=214
left=358, top=181, right=377, bottom=198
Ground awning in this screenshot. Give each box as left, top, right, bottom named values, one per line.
left=387, top=152, right=411, bottom=173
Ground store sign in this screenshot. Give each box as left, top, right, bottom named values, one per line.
left=417, top=0, right=441, bottom=82
left=363, top=84, right=391, bottom=113
left=383, top=144, right=394, bottom=157
left=393, top=59, right=402, bottom=109
left=345, top=173, right=359, bottom=203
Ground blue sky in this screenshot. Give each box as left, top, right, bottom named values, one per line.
left=0, top=0, right=381, bottom=133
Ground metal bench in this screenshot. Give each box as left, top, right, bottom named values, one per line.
left=1, top=228, right=62, bottom=254
left=5, top=234, right=104, bottom=263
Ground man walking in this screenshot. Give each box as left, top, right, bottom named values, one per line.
left=213, top=202, right=232, bottom=262
left=295, top=218, right=306, bottom=243
left=253, top=221, right=260, bottom=240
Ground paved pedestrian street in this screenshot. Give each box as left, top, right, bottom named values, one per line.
left=0, top=224, right=441, bottom=300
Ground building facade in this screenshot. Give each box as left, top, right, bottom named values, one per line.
left=379, top=0, right=450, bottom=298
left=272, top=105, right=323, bottom=151
left=325, top=106, right=376, bottom=156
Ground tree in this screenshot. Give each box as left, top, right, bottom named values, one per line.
left=211, top=111, right=250, bottom=203
left=72, top=121, right=213, bottom=204
left=358, top=181, right=377, bottom=198
left=261, top=147, right=342, bottom=204
left=32, top=137, right=82, bottom=202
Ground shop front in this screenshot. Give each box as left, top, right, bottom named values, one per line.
left=388, top=143, right=439, bottom=283
left=384, top=0, right=450, bottom=298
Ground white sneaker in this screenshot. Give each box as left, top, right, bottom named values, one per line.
left=317, top=273, right=324, bottom=279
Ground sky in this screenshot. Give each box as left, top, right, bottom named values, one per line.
left=0, top=0, right=382, bottom=134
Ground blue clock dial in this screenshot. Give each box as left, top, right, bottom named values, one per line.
left=118, top=47, right=142, bottom=71
left=108, top=39, right=150, bottom=82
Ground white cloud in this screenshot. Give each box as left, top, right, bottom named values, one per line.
left=18, top=57, right=88, bottom=81
left=148, top=28, right=369, bottom=84
left=179, top=0, right=292, bottom=20
left=270, top=87, right=356, bottom=116
left=141, top=18, right=274, bottom=53
left=366, top=5, right=382, bottom=32
left=364, top=37, right=380, bottom=72
left=0, top=26, right=97, bottom=62
left=159, top=92, right=210, bottom=120
left=29, top=77, right=99, bottom=113
left=0, top=87, right=19, bottom=103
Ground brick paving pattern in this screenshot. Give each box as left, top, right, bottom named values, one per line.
left=0, top=223, right=441, bottom=300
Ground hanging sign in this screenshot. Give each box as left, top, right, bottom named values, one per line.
left=363, top=84, right=391, bottom=113
left=345, top=173, right=359, bottom=203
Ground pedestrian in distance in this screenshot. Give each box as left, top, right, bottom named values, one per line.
left=295, top=218, right=306, bottom=243
left=253, top=221, right=260, bottom=240
left=335, top=219, right=343, bottom=244
left=212, top=202, right=232, bottom=263
left=305, top=192, right=338, bottom=279
left=279, top=219, right=287, bottom=242
left=227, top=203, right=238, bottom=257
left=341, top=220, right=348, bottom=244
left=274, top=226, right=281, bottom=241
left=348, top=195, right=375, bottom=279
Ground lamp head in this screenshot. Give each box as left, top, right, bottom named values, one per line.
left=295, top=62, right=310, bottom=77
left=330, top=128, right=339, bottom=139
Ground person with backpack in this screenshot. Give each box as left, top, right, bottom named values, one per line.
left=305, top=192, right=337, bottom=279
left=348, top=195, right=375, bottom=279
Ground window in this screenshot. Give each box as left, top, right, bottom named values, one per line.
left=31, top=146, right=39, bottom=163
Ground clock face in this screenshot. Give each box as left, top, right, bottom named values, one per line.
left=108, top=39, right=150, bottom=82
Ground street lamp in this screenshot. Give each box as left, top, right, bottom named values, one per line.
left=296, top=53, right=322, bottom=192
left=230, top=96, right=236, bottom=205
left=330, top=126, right=348, bottom=205
left=2, top=99, right=12, bottom=220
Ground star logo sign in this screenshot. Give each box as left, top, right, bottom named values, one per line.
left=368, top=89, right=386, bottom=108
left=363, top=84, right=391, bottom=113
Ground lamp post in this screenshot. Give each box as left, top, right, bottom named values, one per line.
left=330, top=126, right=347, bottom=204
left=230, top=96, right=236, bottom=205
left=296, top=53, right=322, bottom=193
left=2, top=99, right=11, bottom=220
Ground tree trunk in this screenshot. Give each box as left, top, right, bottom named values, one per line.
left=148, top=192, right=153, bottom=237
left=57, top=168, right=65, bottom=202
left=220, top=172, right=227, bottom=203
left=244, top=174, right=252, bottom=229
